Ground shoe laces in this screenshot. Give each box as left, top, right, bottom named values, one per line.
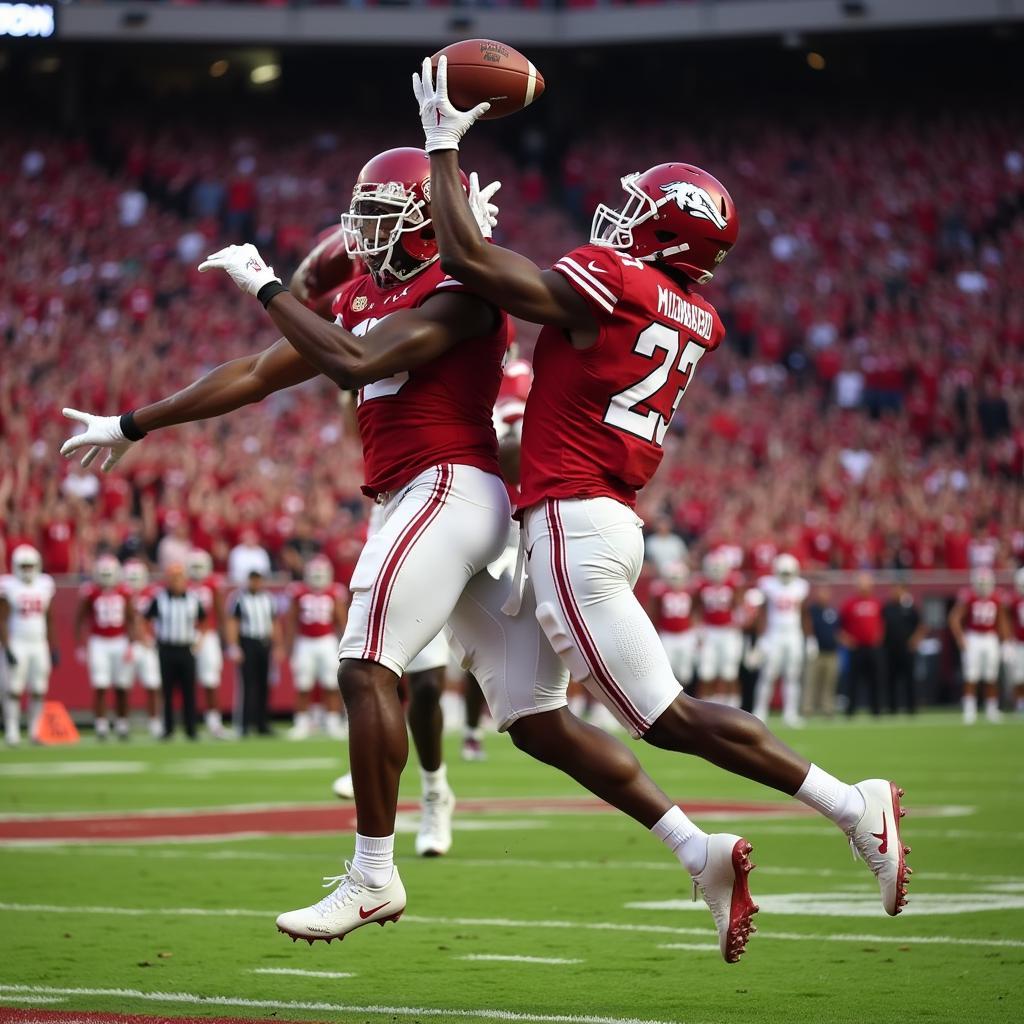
left=314, top=861, right=366, bottom=915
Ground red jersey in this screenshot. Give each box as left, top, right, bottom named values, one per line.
left=747, top=539, right=778, bottom=577
left=840, top=595, right=884, bottom=647
left=697, top=573, right=742, bottom=627
left=332, top=264, right=509, bottom=497
left=129, top=584, right=157, bottom=617
left=188, top=574, right=224, bottom=629
left=518, top=244, right=724, bottom=511
left=1010, top=595, right=1024, bottom=641
left=289, top=582, right=348, bottom=638
left=960, top=589, right=1001, bottom=634
left=650, top=581, right=693, bottom=633
left=79, top=584, right=131, bottom=638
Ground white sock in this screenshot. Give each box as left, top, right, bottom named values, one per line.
left=352, top=833, right=394, bottom=888
left=28, top=697, right=44, bottom=736
left=95, top=717, right=110, bottom=736
left=5, top=696, right=21, bottom=735
left=962, top=695, right=977, bottom=719
left=421, top=764, right=448, bottom=797
left=652, top=805, right=709, bottom=875
left=783, top=681, right=801, bottom=718
left=292, top=710, right=310, bottom=728
left=984, top=697, right=999, bottom=713
left=206, top=708, right=223, bottom=727
left=795, top=764, right=865, bottom=830
left=465, top=727, right=482, bottom=741
left=115, top=717, right=130, bottom=732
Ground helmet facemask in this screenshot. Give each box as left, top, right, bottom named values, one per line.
left=590, top=173, right=660, bottom=252
left=341, top=183, right=437, bottom=288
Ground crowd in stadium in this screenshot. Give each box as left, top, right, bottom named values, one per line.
left=2, top=103, right=1023, bottom=580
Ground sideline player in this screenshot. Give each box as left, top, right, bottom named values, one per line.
left=751, top=554, right=812, bottom=728
left=0, top=545, right=57, bottom=745
left=649, top=561, right=697, bottom=690
left=1009, top=567, right=1024, bottom=713
left=415, top=57, right=911, bottom=951
left=123, top=559, right=163, bottom=737
left=186, top=549, right=227, bottom=737
left=75, top=555, right=135, bottom=740
left=696, top=552, right=743, bottom=705
left=287, top=555, right=349, bottom=740
left=949, top=567, right=1008, bottom=724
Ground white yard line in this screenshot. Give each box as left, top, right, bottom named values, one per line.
left=0, top=995, right=66, bottom=1004
left=459, top=955, right=583, bottom=965
left=249, top=967, right=354, bottom=979
left=1, top=902, right=1020, bottom=950
left=0, top=984, right=678, bottom=1024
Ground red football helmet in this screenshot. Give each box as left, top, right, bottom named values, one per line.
left=340, top=147, right=469, bottom=286
left=590, top=163, right=738, bottom=284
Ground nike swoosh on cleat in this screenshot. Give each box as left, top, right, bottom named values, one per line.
left=358, top=901, right=391, bottom=919
left=870, top=815, right=888, bottom=855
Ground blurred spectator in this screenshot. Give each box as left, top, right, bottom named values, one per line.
left=644, top=515, right=688, bottom=576
left=157, top=520, right=192, bottom=571
left=228, top=529, right=272, bottom=585
left=882, top=581, right=925, bottom=714
left=839, top=573, right=885, bottom=717
left=280, top=515, right=322, bottom=580
left=803, top=585, right=840, bottom=717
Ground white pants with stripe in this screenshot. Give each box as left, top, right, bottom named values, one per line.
left=963, top=631, right=1000, bottom=684
left=88, top=635, right=132, bottom=690
left=697, top=625, right=743, bottom=683
left=195, top=631, right=223, bottom=688
left=520, top=497, right=682, bottom=739
left=6, top=639, right=51, bottom=697
left=131, top=642, right=161, bottom=690
left=752, top=629, right=804, bottom=720
left=292, top=634, right=341, bottom=691
left=660, top=630, right=697, bottom=685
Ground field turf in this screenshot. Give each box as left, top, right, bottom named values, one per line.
left=1, top=713, right=1022, bottom=1024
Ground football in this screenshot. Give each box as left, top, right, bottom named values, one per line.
left=431, top=39, right=545, bottom=120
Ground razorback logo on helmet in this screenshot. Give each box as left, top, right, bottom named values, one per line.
left=659, top=181, right=728, bottom=230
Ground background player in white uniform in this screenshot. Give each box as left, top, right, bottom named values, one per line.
left=186, top=549, right=227, bottom=737
left=696, top=553, right=744, bottom=706
left=751, top=554, right=811, bottom=728
left=123, top=559, right=163, bottom=738
left=0, top=545, right=57, bottom=745
left=75, top=555, right=136, bottom=740
left=286, top=555, right=349, bottom=740
left=649, top=561, right=697, bottom=689
left=949, top=567, right=1009, bottom=723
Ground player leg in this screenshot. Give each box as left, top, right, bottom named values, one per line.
left=461, top=672, right=487, bottom=760
left=276, top=464, right=509, bottom=943
left=289, top=638, right=315, bottom=740
left=530, top=498, right=909, bottom=920
left=111, top=637, right=133, bottom=739
left=26, top=643, right=51, bottom=742
left=1013, top=641, right=1024, bottom=713
left=780, top=632, right=804, bottom=727
left=981, top=636, right=1002, bottom=722
left=318, top=637, right=348, bottom=739
left=88, top=637, right=113, bottom=740
left=196, top=633, right=225, bottom=737
left=695, top=629, right=718, bottom=701
left=136, top=643, right=163, bottom=738
left=751, top=636, right=780, bottom=722
left=719, top=629, right=743, bottom=708
left=4, top=641, right=29, bottom=745
left=961, top=634, right=979, bottom=724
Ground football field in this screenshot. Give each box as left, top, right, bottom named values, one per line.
left=1, top=714, right=1022, bottom=1024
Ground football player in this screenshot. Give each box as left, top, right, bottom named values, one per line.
left=123, top=559, right=163, bottom=737
left=695, top=552, right=744, bottom=706
left=75, top=555, right=135, bottom=740
left=751, top=554, right=812, bottom=728
left=186, top=549, right=227, bottom=738
left=648, top=561, right=697, bottom=690
left=949, top=567, right=1009, bottom=724
left=286, top=555, right=349, bottom=740
left=1009, top=567, right=1024, bottom=713
left=414, top=56, right=912, bottom=953
left=0, top=545, right=56, bottom=745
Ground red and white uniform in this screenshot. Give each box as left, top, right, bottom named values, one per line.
left=80, top=583, right=132, bottom=690
left=289, top=582, right=348, bottom=691
left=696, top=573, right=744, bottom=684
left=129, top=585, right=161, bottom=690
left=189, top=574, right=224, bottom=688
left=1009, top=595, right=1024, bottom=686
left=960, top=588, right=1002, bottom=683
left=650, top=581, right=696, bottom=684
left=331, top=262, right=565, bottom=714
left=0, top=573, right=55, bottom=696
left=517, top=246, right=725, bottom=735
left=752, top=575, right=810, bottom=721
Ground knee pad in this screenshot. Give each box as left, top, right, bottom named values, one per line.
left=535, top=602, right=589, bottom=681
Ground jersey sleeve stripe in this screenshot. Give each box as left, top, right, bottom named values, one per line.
left=553, top=261, right=614, bottom=315
left=558, top=256, right=617, bottom=305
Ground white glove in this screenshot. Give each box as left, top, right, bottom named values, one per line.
left=60, top=408, right=135, bottom=472
left=468, top=172, right=501, bottom=239
left=198, top=243, right=280, bottom=297
left=805, top=635, right=820, bottom=661
left=413, top=55, right=491, bottom=153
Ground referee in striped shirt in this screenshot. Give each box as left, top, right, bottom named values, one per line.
left=146, top=563, right=205, bottom=740
left=225, top=571, right=280, bottom=736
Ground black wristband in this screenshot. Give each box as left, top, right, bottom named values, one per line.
left=257, top=281, right=289, bottom=309
left=120, top=410, right=147, bottom=441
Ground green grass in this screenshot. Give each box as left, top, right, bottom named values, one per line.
left=2, top=714, right=1023, bottom=1023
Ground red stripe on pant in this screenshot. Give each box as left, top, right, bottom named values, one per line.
left=361, top=465, right=452, bottom=664
left=546, top=501, right=647, bottom=733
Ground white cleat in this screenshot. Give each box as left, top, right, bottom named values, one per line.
left=461, top=736, right=487, bottom=762
left=691, top=833, right=758, bottom=964
left=416, top=786, right=455, bottom=857
left=985, top=707, right=1003, bottom=724
left=4, top=728, right=20, bottom=747
left=325, top=713, right=349, bottom=741
left=846, top=779, right=911, bottom=916
left=287, top=720, right=312, bottom=741
left=332, top=772, right=354, bottom=800
left=276, top=862, right=405, bottom=944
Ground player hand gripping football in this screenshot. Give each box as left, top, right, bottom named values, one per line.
left=413, top=55, right=490, bottom=153
left=198, top=243, right=281, bottom=296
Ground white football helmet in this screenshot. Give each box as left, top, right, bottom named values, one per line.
left=186, top=549, right=213, bottom=583
left=123, top=559, right=149, bottom=590
left=703, top=552, right=729, bottom=584
left=773, top=553, right=800, bottom=582
left=1015, top=566, right=1024, bottom=596
left=971, top=566, right=995, bottom=597
left=664, top=561, right=689, bottom=587
left=304, top=555, right=333, bottom=590
left=12, top=544, right=42, bottom=583
left=94, top=555, right=122, bottom=588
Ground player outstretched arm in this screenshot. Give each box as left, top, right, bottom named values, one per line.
left=413, top=57, right=594, bottom=335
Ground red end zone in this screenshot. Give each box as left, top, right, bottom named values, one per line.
left=0, top=797, right=809, bottom=843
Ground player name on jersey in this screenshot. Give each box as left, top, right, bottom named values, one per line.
left=656, top=286, right=714, bottom=340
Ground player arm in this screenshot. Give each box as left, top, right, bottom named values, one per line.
left=212, top=589, right=226, bottom=639
left=427, top=151, right=596, bottom=331
left=46, top=600, right=57, bottom=654
left=947, top=601, right=965, bottom=648
left=0, top=595, right=10, bottom=650
left=285, top=599, right=298, bottom=656
left=334, top=591, right=349, bottom=635
left=997, top=604, right=1011, bottom=643
left=263, top=290, right=495, bottom=390
left=224, top=599, right=242, bottom=660
left=74, top=596, right=90, bottom=648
